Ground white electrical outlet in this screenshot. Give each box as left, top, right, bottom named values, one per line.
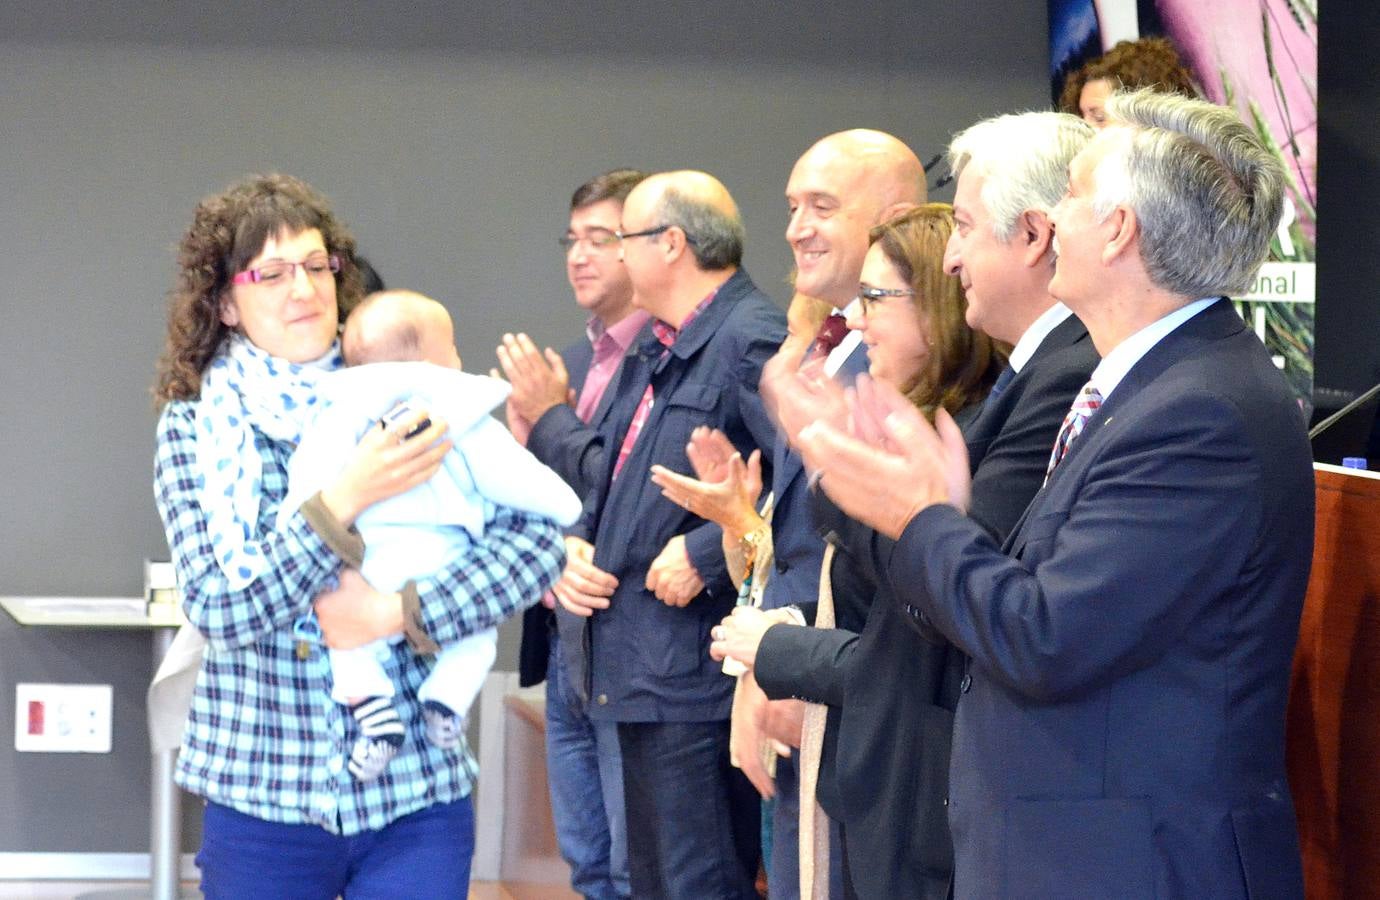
left=14, top=683, right=113, bottom=753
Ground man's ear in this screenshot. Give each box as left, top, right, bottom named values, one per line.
left=1019, top=209, right=1055, bottom=268
left=1101, top=204, right=1139, bottom=266
left=664, top=226, right=693, bottom=265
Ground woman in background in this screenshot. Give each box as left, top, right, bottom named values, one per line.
left=1059, top=36, right=1198, bottom=127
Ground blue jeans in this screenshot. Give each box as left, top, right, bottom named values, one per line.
left=196, top=797, right=473, bottom=899
left=545, top=636, right=630, bottom=899
left=769, top=751, right=800, bottom=900
left=769, top=750, right=845, bottom=900
left=618, top=719, right=760, bottom=900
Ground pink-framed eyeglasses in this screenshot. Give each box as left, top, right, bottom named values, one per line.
left=231, top=253, right=341, bottom=286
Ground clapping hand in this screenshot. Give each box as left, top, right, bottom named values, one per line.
left=494, top=333, right=574, bottom=423
left=649, top=427, right=763, bottom=538
left=795, top=375, right=971, bottom=539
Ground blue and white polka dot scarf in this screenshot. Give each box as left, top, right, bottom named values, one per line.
left=195, top=333, right=343, bottom=588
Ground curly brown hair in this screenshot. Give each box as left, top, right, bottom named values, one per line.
left=153, top=174, right=364, bottom=404
left=869, top=204, right=1006, bottom=417
left=1058, top=37, right=1198, bottom=118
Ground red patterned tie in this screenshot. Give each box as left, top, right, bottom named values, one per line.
left=806, top=313, right=849, bottom=363
left=1045, top=382, right=1103, bottom=482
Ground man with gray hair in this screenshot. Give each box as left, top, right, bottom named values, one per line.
left=769, top=90, right=1313, bottom=896
left=937, top=111, right=1100, bottom=538
left=728, top=111, right=1098, bottom=898
left=564, top=170, right=785, bottom=898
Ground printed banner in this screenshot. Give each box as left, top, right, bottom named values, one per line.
left=1050, top=0, right=1318, bottom=401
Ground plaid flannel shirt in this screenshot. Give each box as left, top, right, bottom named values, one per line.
left=153, top=400, right=563, bottom=835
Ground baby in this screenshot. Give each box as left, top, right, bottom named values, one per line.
left=280, top=290, right=580, bottom=780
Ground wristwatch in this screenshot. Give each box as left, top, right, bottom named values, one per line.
left=738, top=523, right=768, bottom=570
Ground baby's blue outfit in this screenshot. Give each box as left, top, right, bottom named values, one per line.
left=279, top=362, right=581, bottom=717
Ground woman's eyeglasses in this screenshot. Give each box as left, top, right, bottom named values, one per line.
left=856, top=284, right=915, bottom=316
left=232, top=254, right=341, bottom=286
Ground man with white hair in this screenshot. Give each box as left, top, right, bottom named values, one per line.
left=936, top=111, right=1100, bottom=540
left=728, top=111, right=1099, bottom=898
left=763, top=90, right=1313, bottom=896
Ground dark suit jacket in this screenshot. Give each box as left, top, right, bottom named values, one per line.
left=891, top=300, right=1312, bottom=899
left=518, top=326, right=647, bottom=688
left=759, top=340, right=871, bottom=612
left=527, top=324, right=649, bottom=502
left=963, top=313, right=1098, bottom=541
left=583, top=269, right=785, bottom=723
left=754, top=313, right=1096, bottom=899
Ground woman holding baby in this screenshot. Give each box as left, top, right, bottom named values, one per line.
left=152, top=173, right=563, bottom=897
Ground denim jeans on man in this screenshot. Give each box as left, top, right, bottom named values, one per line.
left=546, top=634, right=630, bottom=899
left=619, top=719, right=761, bottom=899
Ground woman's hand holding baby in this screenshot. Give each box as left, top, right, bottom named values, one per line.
left=320, top=410, right=451, bottom=526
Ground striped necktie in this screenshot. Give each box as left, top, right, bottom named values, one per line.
left=1044, top=382, right=1103, bottom=482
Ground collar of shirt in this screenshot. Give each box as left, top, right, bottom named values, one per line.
left=1090, top=297, right=1219, bottom=401
left=824, top=329, right=863, bottom=377
left=587, top=309, right=651, bottom=356
left=1008, top=302, right=1074, bottom=374
left=652, top=288, right=719, bottom=349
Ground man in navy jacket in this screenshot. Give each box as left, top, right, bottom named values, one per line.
left=564, top=170, right=785, bottom=899
left=744, top=111, right=1098, bottom=898
left=500, top=168, right=648, bottom=900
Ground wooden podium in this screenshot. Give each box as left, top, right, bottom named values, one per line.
left=1287, top=464, right=1380, bottom=899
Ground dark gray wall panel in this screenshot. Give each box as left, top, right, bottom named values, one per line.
left=0, top=2, right=1048, bottom=852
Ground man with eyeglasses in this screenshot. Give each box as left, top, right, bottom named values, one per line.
left=498, top=169, right=647, bottom=900
left=560, top=170, right=784, bottom=899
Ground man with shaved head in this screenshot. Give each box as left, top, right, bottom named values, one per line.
left=724, top=129, right=926, bottom=900
left=786, top=128, right=927, bottom=317
left=558, top=170, right=785, bottom=898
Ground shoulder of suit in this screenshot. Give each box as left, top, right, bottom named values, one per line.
left=714, top=287, right=787, bottom=339
left=559, top=336, right=592, bottom=364
left=736, top=282, right=788, bottom=321
left=1026, top=318, right=1097, bottom=376
left=1002, top=334, right=1097, bottom=410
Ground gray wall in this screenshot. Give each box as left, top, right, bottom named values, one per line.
left=0, top=2, right=1049, bottom=853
